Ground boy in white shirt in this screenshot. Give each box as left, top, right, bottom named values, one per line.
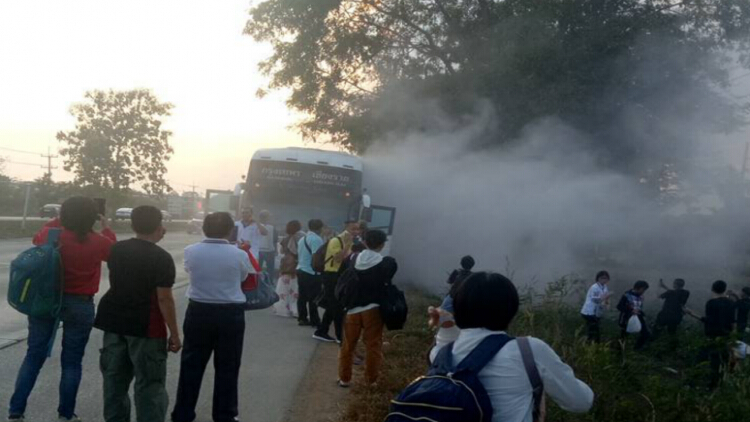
left=580, top=271, right=612, bottom=343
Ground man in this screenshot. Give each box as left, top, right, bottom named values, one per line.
left=257, top=210, right=278, bottom=281
left=297, top=219, right=324, bottom=327
left=652, top=278, right=690, bottom=348
left=359, top=189, right=372, bottom=222
left=314, top=220, right=361, bottom=343
left=338, top=229, right=398, bottom=387
left=94, top=206, right=181, bottom=422
left=616, top=280, right=650, bottom=350
left=580, top=271, right=611, bottom=343
left=231, top=207, right=268, bottom=259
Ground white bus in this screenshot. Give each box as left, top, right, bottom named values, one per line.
left=242, top=147, right=396, bottom=240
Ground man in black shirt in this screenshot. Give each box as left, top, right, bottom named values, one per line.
left=735, top=287, right=750, bottom=341
left=653, top=279, right=690, bottom=348
left=94, top=206, right=181, bottom=422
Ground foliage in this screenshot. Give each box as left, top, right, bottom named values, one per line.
left=246, top=0, right=750, bottom=172
left=345, top=285, right=750, bottom=422
left=57, top=89, right=174, bottom=195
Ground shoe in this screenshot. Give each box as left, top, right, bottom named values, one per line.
left=59, top=416, right=82, bottom=422
left=313, top=332, right=336, bottom=343
left=337, top=380, right=351, bottom=388
left=336, top=338, right=342, bottom=344
left=7, top=416, right=25, bottom=421
left=298, top=319, right=310, bottom=326
left=354, top=355, right=365, bottom=366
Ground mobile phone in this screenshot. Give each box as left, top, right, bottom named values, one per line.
left=93, top=198, right=106, bottom=216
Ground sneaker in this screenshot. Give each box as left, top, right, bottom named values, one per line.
left=7, top=416, right=25, bottom=421
left=337, top=380, right=351, bottom=388
left=354, top=355, right=365, bottom=366
left=313, top=332, right=336, bottom=343
left=336, top=338, right=342, bottom=344
left=59, top=416, right=83, bottom=422
left=298, top=319, right=310, bottom=326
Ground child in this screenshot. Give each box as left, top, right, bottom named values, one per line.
left=617, top=280, right=650, bottom=350
left=580, top=270, right=612, bottom=343
left=440, top=256, right=476, bottom=315
left=653, top=278, right=690, bottom=346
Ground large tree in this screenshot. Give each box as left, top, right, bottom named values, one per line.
left=245, top=0, right=750, bottom=169
left=58, top=89, right=174, bottom=195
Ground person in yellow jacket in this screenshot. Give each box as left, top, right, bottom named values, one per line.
left=313, top=221, right=361, bottom=342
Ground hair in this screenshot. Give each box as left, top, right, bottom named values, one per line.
left=673, top=278, right=686, bottom=289
left=460, top=255, right=476, bottom=270
left=633, top=280, right=650, bottom=291
left=712, top=280, right=727, bottom=294
left=242, top=207, right=253, bottom=215
left=203, top=212, right=235, bottom=239
left=741, top=286, right=750, bottom=297
left=454, top=272, right=519, bottom=331
left=60, top=196, right=99, bottom=243
left=364, top=229, right=388, bottom=250
left=595, top=270, right=610, bottom=281
left=345, top=219, right=358, bottom=225
left=351, top=241, right=367, bottom=254
left=131, top=206, right=163, bottom=235
left=308, top=219, right=324, bottom=232
left=286, top=220, right=302, bottom=236
left=259, top=210, right=271, bottom=219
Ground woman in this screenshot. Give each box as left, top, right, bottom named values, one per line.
left=9, top=196, right=116, bottom=422
left=580, top=270, right=612, bottom=343
left=273, top=220, right=304, bottom=318
left=432, top=272, right=594, bottom=422
left=172, top=212, right=252, bottom=422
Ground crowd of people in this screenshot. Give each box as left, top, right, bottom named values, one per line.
left=6, top=198, right=398, bottom=422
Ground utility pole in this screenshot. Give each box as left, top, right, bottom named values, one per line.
left=41, top=146, right=58, bottom=177
left=21, top=183, right=31, bottom=231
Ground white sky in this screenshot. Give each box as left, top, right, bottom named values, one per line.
left=0, top=0, right=313, bottom=192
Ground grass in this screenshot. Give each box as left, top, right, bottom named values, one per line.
left=341, top=278, right=750, bottom=422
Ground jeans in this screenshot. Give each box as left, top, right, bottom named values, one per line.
left=172, top=301, right=245, bottom=422
left=258, top=251, right=276, bottom=282
left=581, top=314, right=600, bottom=343
left=100, top=333, right=168, bottom=422
left=339, top=308, right=384, bottom=384
left=9, top=294, right=95, bottom=419
left=296, top=270, right=321, bottom=325
left=317, top=272, right=343, bottom=340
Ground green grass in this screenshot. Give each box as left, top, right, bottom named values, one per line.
left=342, top=280, right=750, bottom=422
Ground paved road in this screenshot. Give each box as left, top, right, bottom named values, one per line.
left=0, top=233, right=322, bottom=422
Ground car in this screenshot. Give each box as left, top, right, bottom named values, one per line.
left=39, top=204, right=61, bottom=218
left=187, top=212, right=205, bottom=234
left=161, top=210, right=173, bottom=222
left=115, top=208, right=133, bottom=220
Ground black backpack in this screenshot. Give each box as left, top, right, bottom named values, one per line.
left=380, top=283, right=408, bottom=331
left=386, top=336, right=543, bottom=422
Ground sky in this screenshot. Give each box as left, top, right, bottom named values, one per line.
left=0, top=0, right=312, bottom=193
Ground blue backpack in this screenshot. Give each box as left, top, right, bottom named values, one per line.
left=386, top=335, right=543, bottom=422
left=8, top=228, right=64, bottom=319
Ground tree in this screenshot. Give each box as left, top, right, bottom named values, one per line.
left=58, top=89, right=175, bottom=195
left=245, top=0, right=750, bottom=169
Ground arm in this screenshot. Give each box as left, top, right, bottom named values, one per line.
left=258, top=223, right=268, bottom=236
left=157, top=287, right=181, bottom=353
left=32, top=227, right=50, bottom=246
left=533, top=339, right=594, bottom=413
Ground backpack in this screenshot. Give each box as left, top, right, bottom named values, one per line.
left=386, top=336, right=544, bottom=422
left=8, top=228, right=64, bottom=319
left=310, top=236, right=343, bottom=274
left=381, top=283, right=408, bottom=331
left=334, top=256, right=359, bottom=306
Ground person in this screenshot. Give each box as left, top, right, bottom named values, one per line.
left=230, top=207, right=268, bottom=259
left=652, top=278, right=690, bottom=346
left=273, top=220, right=304, bottom=318
left=735, top=287, right=750, bottom=341
left=257, top=210, right=278, bottom=282
left=617, top=280, right=651, bottom=350
left=171, top=212, right=252, bottom=422
left=360, top=189, right=372, bottom=222
left=94, top=206, right=181, bottom=422
left=296, top=219, right=324, bottom=327
left=338, top=229, right=398, bottom=387
left=686, top=280, right=736, bottom=388
left=430, top=272, right=594, bottom=422
left=440, top=255, right=476, bottom=314
left=314, top=220, right=361, bottom=343
left=580, top=270, right=611, bottom=343
left=9, top=197, right=116, bottom=422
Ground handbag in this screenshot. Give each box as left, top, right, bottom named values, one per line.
left=244, top=271, right=280, bottom=311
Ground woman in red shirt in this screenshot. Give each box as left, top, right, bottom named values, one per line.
left=9, top=197, right=116, bottom=422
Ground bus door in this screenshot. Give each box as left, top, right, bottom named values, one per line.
left=368, top=205, right=396, bottom=256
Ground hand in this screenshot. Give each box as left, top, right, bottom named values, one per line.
left=168, top=334, right=182, bottom=353
left=99, top=215, right=110, bottom=229
left=428, top=306, right=440, bottom=328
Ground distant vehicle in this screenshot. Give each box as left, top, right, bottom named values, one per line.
left=187, top=212, right=205, bottom=235
left=160, top=210, right=173, bottom=222
left=114, top=208, right=133, bottom=220
left=39, top=204, right=61, bottom=219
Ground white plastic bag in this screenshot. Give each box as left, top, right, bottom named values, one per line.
left=626, top=315, right=642, bottom=334
left=733, top=341, right=748, bottom=360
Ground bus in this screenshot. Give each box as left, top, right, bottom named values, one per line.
left=242, top=147, right=396, bottom=241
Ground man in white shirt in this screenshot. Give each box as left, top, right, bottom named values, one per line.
left=257, top=210, right=278, bottom=281
left=580, top=271, right=612, bottom=343
left=232, top=208, right=268, bottom=258
left=432, top=272, right=593, bottom=422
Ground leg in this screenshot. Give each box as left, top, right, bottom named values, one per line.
left=9, top=316, right=56, bottom=417
left=635, top=317, right=651, bottom=350
left=129, top=336, right=168, bottom=422
left=307, top=274, right=322, bottom=326
left=101, top=333, right=135, bottom=422
left=297, top=271, right=310, bottom=323
left=261, top=252, right=276, bottom=283
left=338, top=313, right=363, bottom=383
left=333, top=306, right=344, bottom=342
left=361, top=308, right=385, bottom=384
left=58, top=297, right=95, bottom=419
left=172, top=303, right=216, bottom=422
left=212, top=308, right=245, bottom=422
left=316, top=274, right=337, bottom=336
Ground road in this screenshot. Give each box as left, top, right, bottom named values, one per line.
left=0, top=233, right=322, bottom=422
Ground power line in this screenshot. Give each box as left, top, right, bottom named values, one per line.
left=4, top=159, right=45, bottom=168
left=0, top=146, right=42, bottom=156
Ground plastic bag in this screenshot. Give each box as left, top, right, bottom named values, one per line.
left=626, top=315, right=642, bottom=333
left=733, top=341, right=748, bottom=360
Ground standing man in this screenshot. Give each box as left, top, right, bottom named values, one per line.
left=359, top=189, right=372, bottom=222
left=297, top=219, right=324, bottom=327
left=231, top=207, right=268, bottom=259
left=258, top=210, right=278, bottom=281
left=94, top=206, right=181, bottom=422
left=652, top=278, right=690, bottom=349
left=580, top=271, right=611, bottom=343
left=314, top=220, right=361, bottom=343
